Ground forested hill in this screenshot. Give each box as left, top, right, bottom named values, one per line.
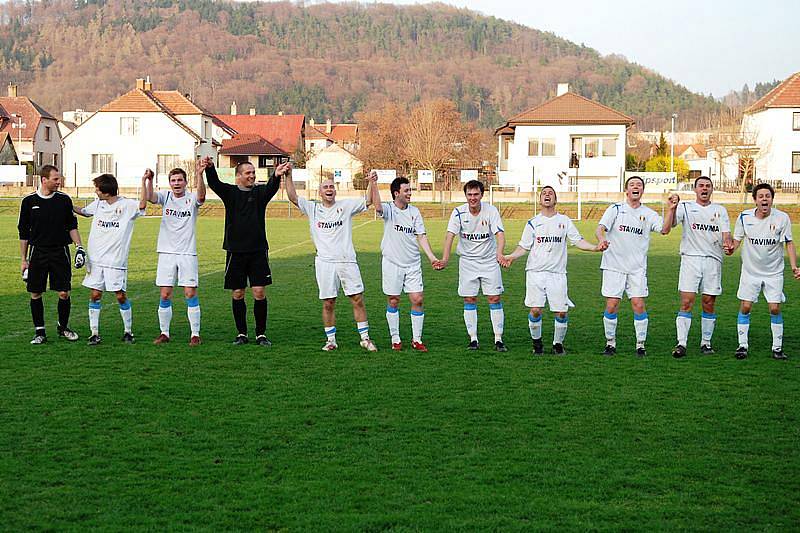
left=1, top=0, right=722, bottom=130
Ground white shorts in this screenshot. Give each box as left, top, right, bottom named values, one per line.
left=156, top=253, right=199, bottom=287
left=315, top=257, right=365, bottom=299
left=458, top=258, right=504, bottom=297
left=382, top=257, right=423, bottom=295
left=82, top=263, right=127, bottom=292
left=678, top=255, right=722, bottom=295
left=601, top=269, right=648, bottom=299
left=525, top=271, right=574, bottom=312
left=737, top=272, right=785, bottom=304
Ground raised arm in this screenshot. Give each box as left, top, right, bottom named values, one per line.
left=139, top=169, right=151, bottom=210
left=366, top=170, right=381, bottom=212
left=283, top=165, right=299, bottom=207
left=662, top=194, right=679, bottom=234
left=195, top=158, right=208, bottom=204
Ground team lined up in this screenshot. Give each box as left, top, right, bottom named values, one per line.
left=18, top=163, right=799, bottom=358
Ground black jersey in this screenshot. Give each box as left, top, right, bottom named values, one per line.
left=18, top=191, right=78, bottom=247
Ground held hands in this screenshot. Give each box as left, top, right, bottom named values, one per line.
left=143, top=168, right=154, bottom=181
left=434, top=258, right=448, bottom=270
left=275, top=161, right=292, bottom=177
left=367, top=170, right=378, bottom=183
left=498, top=255, right=513, bottom=268
left=594, top=240, right=609, bottom=252
left=793, top=266, right=800, bottom=280
left=667, top=193, right=680, bottom=209
left=196, top=157, right=211, bottom=173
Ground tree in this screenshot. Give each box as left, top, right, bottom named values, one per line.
left=645, top=155, right=689, bottom=179
left=656, top=132, right=668, bottom=157
left=354, top=101, right=407, bottom=172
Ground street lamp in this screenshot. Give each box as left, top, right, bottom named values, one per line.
left=10, top=113, right=26, bottom=167
left=670, top=113, right=678, bottom=175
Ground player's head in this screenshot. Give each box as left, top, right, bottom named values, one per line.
left=752, top=182, right=774, bottom=214
left=391, top=176, right=411, bottom=205
left=624, top=175, right=644, bottom=202
left=93, top=174, right=118, bottom=199
left=539, top=185, right=557, bottom=208
left=463, top=180, right=484, bottom=208
left=168, top=168, right=188, bottom=195
left=235, top=162, right=256, bottom=188
left=38, top=164, right=61, bottom=192
left=319, top=177, right=337, bottom=204
left=693, top=176, right=713, bottom=204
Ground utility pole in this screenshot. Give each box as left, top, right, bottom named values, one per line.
left=670, top=113, right=678, bottom=174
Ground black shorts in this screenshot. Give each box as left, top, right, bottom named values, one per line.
left=27, top=245, right=72, bottom=293
left=224, top=250, right=272, bottom=289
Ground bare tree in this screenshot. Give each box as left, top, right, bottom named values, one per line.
left=355, top=101, right=407, bottom=173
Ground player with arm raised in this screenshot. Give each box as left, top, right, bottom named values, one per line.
left=502, top=185, right=606, bottom=355
left=662, top=176, right=731, bottom=358
left=285, top=167, right=378, bottom=352
left=595, top=175, right=664, bottom=357
left=143, top=159, right=207, bottom=346
left=369, top=172, right=441, bottom=352
left=17, top=165, right=85, bottom=344
left=727, top=183, right=800, bottom=360
left=440, top=180, right=508, bottom=352
left=74, top=173, right=146, bottom=345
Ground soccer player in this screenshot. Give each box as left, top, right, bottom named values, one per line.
left=75, top=173, right=146, bottom=345
left=368, top=172, right=441, bottom=352
left=142, top=160, right=207, bottom=346
left=284, top=168, right=378, bottom=352
left=727, top=183, right=800, bottom=360
left=662, top=176, right=731, bottom=358
left=595, top=176, right=664, bottom=357
left=440, top=180, right=507, bottom=352
left=204, top=159, right=290, bottom=346
left=501, top=186, right=606, bottom=355
left=18, top=165, right=86, bottom=344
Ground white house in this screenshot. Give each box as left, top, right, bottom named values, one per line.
left=305, top=142, right=363, bottom=190
left=62, top=78, right=220, bottom=188
left=495, top=84, right=634, bottom=193
left=0, top=82, right=62, bottom=176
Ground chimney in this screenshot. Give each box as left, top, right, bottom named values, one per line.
left=278, top=111, right=283, bottom=116
left=230, top=101, right=237, bottom=115
left=309, top=118, right=315, bottom=127
left=7, top=82, right=17, bottom=97
left=136, top=78, right=145, bottom=90
left=249, top=107, right=256, bottom=116
left=143, top=76, right=152, bottom=91
left=325, top=118, right=332, bottom=134
left=557, top=83, right=569, bottom=96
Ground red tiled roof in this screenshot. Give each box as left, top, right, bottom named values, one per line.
left=305, top=125, right=330, bottom=140
left=502, top=92, right=634, bottom=127
left=220, top=133, right=287, bottom=156
left=329, top=124, right=358, bottom=143
left=746, top=72, right=800, bottom=114
left=0, top=96, right=57, bottom=141
left=215, top=114, right=305, bottom=153
left=100, top=89, right=163, bottom=112
left=672, top=144, right=707, bottom=159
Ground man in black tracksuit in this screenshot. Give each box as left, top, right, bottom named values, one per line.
left=18, top=165, right=86, bottom=344
left=204, top=157, right=291, bottom=345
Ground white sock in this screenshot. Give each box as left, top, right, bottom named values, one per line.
left=771, top=314, right=783, bottom=351
left=324, top=326, right=336, bottom=344
left=463, top=304, right=478, bottom=341
left=634, top=312, right=648, bottom=347
left=89, top=301, right=101, bottom=336
left=737, top=312, right=750, bottom=348
left=701, top=313, right=716, bottom=346
left=357, top=321, right=369, bottom=341
left=554, top=316, right=568, bottom=344
left=603, top=312, right=617, bottom=345
left=158, top=299, right=172, bottom=336
left=489, top=303, right=504, bottom=342
left=186, top=297, right=201, bottom=336
left=676, top=311, right=691, bottom=346
left=528, top=312, right=542, bottom=339
left=386, top=305, right=400, bottom=343
left=119, top=300, right=133, bottom=334
left=410, top=310, right=424, bottom=343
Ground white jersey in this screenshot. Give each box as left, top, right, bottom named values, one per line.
left=446, top=202, right=504, bottom=263
left=156, top=191, right=202, bottom=255
left=599, top=202, right=663, bottom=273
left=82, top=197, right=144, bottom=269
left=674, top=201, right=730, bottom=262
left=297, top=196, right=366, bottom=263
left=379, top=202, right=426, bottom=268
left=519, top=213, right=583, bottom=274
left=734, top=208, right=793, bottom=278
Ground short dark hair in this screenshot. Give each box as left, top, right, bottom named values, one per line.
left=39, top=164, right=58, bottom=181
left=540, top=185, right=557, bottom=200
left=235, top=161, right=254, bottom=175
left=463, top=180, right=484, bottom=194
left=752, top=182, right=775, bottom=199
left=169, top=168, right=187, bottom=181
left=694, top=175, right=713, bottom=188
left=390, top=176, right=410, bottom=199
left=625, top=175, right=644, bottom=189
left=93, top=174, right=118, bottom=196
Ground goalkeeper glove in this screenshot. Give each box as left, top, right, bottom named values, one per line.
left=74, top=246, right=86, bottom=269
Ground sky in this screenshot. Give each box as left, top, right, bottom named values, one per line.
left=308, top=0, right=799, bottom=97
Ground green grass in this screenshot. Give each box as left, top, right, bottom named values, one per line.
left=1, top=212, right=799, bottom=530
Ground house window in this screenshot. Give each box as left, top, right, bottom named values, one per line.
left=91, top=154, right=113, bottom=174
left=584, top=139, right=600, bottom=158
left=45, top=126, right=51, bottom=141
left=36, top=152, right=43, bottom=167
left=528, top=139, right=539, bottom=156
left=502, top=138, right=511, bottom=160
left=601, top=138, right=617, bottom=157
left=120, top=117, right=139, bottom=136
left=157, top=154, right=181, bottom=175
left=541, top=138, right=556, bottom=157
left=53, top=154, right=58, bottom=167
left=527, top=138, right=555, bottom=156
left=258, top=156, right=274, bottom=168
left=794, top=112, right=800, bottom=131
left=792, top=152, right=800, bottom=173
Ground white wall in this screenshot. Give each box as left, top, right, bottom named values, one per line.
left=743, top=108, right=800, bottom=181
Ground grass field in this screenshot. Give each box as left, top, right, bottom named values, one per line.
left=1, top=206, right=799, bottom=530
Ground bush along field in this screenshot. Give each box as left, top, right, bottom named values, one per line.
left=1, top=211, right=799, bottom=530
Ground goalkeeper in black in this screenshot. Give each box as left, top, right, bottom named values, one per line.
left=18, top=165, right=86, bottom=344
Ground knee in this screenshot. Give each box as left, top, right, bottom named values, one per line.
left=409, top=293, right=424, bottom=308
left=529, top=308, right=542, bottom=318
left=768, top=304, right=781, bottom=315
left=387, top=295, right=400, bottom=309
left=90, top=290, right=102, bottom=302
left=605, top=299, right=619, bottom=313
left=232, top=289, right=245, bottom=300
left=183, top=287, right=196, bottom=299
left=350, top=293, right=364, bottom=306
left=57, top=291, right=70, bottom=300
left=323, top=298, right=336, bottom=312
left=486, top=295, right=501, bottom=305
left=251, top=287, right=266, bottom=300
left=555, top=311, right=567, bottom=320
left=631, top=300, right=646, bottom=315
left=115, top=292, right=127, bottom=304
left=463, top=297, right=477, bottom=305
left=739, top=301, right=753, bottom=314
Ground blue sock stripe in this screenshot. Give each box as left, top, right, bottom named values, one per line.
left=410, top=310, right=424, bottom=316
left=701, top=312, right=717, bottom=319
left=634, top=312, right=648, bottom=321
left=555, top=316, right=569, bottom=324
left=488, top=303, right=503, bottom=310
left=119, top=300, right=131, bottom=311
left=185, top=296, right=199, bottom=307
left=159, top=298, right=172, bottom=308
left=325, top=327, right=336, bottom=334
left=464, top=303, right=477, bottom=311
left=677, top=311, right=692, bottom=318
left=603, top=311, right=617, bottom=320
left=386, top=305, right=399, bottom=313
left=770, top=314, right=783, bottom=324
left=737, top=312, right=750, bottom=325
left=357, top=326, right=369, bottom=333
left=528, top=313, right=542, bottom=323
left=88, top=301, right=101, bottom=310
